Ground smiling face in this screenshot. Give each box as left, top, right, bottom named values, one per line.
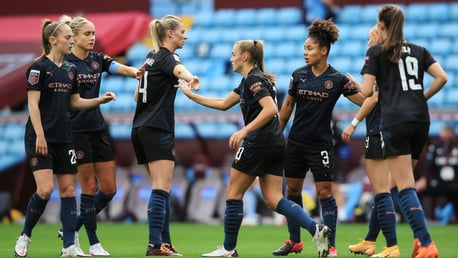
left=73, top=21, right=96, bottom=51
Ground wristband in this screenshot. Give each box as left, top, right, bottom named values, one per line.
left=351, top=118, right=360, bottom=127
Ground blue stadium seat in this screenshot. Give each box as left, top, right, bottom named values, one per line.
left=348, top=25, right=372, bottom=41
left=415, top=23, right=439, bottom=41
left=336, top=25, right=352, bottom=42
left=256, top=8, right=277, bottom=26
left=404, top=23, right=416, bottom=41
left=208, top=76, right=233, bottom=92
left=437, top=22, right=458, bottom=40
left=193, top=11, right=215, bottom=28
left=3, top=124, right=24, bottom=141
left=109, top=93, right=135, bottom=113
left=209, top=43, right=233, bottom=59
left=284, top=25, right=307, bottom=42
left=175, top=122, right=196, bottom=139
left=337, top=5, right=362, bottom=24
left=199, top=29, right=222, bottom=45
left=332, top=57, right=352, bottom=73
left=276, top=75, right=291, bottom=90
left=286, top=59, right=306, bottom=74
left=9, top=139, right=25, bottom=156
left=427, top=87, right=446, bottom=109
left=176, top=44, right=195, bottom=60
left=429, top=38, right=452, bottom=57
left=405, top=3, right=428, bottom=23
left=263, top=42, right=276, bottom=59
left=265, top=58, right=287, bottom=75
left=277, top=7, right=303, bottom=25
left=101, top=76, right=125, bottom=94
left=185, top=59, right=212, bottom=76
left=262, top=27, right=287, bottom=43
left=234, top=8, right=258, bottom=26
left=175, top=92, right=195, bottom=111
left=220, top=28, right=242, bottom=43
left=340, top=41, right=365, bottom=57
left=427, top=3, right=449, bottom=22
left=214, top=9, right=236, bottom=27
left=109, top=122, right=131, bottom=139
left=126, top=43, right=149, bottom=64
left=445, top=55, right=458, bottom=73
left=445, top=72, right=456, bottom=89
left=194, top=121, right=238, bottom=138
left=239, top=27, right=264, bottom=41
left=359, top=4, right=379, bottom=24
left=451, top=2, right=458, bottom=21
left=275, top=41, right=302, bottom=58
left=185, top=28, right=205, bottom=45
left=444, top=88, right=458, bottom=107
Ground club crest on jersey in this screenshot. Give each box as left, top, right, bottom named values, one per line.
left=68, top=71, right=74, bottom=80
left=91, top=61, right=100, bottom=70
left=28, top=69, right=40, bottom=85
left=324, top=80, right=334, bottom=89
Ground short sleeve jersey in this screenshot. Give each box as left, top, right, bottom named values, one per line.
left=233, top=68, right=284, bottom=147
left=25, top=57, right=79, bottom=143
left=287, top=65, right=359, bottom=148
left=133, top=47, right=180, bottom=132
left=362, top=41, right=435, bottom=129
left=65, top=52, right=114, bottom=133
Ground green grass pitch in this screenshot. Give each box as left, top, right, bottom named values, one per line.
left=1, top=222, right=456, bottom=257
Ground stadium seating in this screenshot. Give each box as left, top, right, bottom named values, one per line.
left=3, top=2, right=458, bottom=199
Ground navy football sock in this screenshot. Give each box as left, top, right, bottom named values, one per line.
left=223, top=199, right=243, bottom=251
left=286, top=195, right=303, bottom=243
left=320, top=197, right=337, bottom=247
left=61, top=197, right=77, bottom=248
left=148, top=189, right=168, bottom=245
left=399, top=188, right=431, bottom=246
left=22, top=193, right=48, bottom=238
left=80, top=194, right=99, bottom=245
left=375, top=193, right=397, bottom=247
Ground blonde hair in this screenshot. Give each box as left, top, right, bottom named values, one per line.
left=59, top=15, right=92, bottom=34
left=149, top=15, right=182, bottom=52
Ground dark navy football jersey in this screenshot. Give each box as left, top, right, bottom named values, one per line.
left=133, top=47, right=180, bottom=132
left=287, top=65, right=359, bottom=148
left=362, top=41, right=435, bottom=129
left=25, top=57, right=79, bottom=143
left=65, top=52, right=114, bottom=133
left=233, top=68, right=284, bottom=147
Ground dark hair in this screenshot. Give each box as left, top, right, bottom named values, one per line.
left=379, top=5, right=404, bottom=63
left=307, top=18, right=339, bottom=56
left=149, top=15, right=182, bottom=52
left=40, top=19, right=65, bottom=58
left=236, top=39, right=276, bottom=83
